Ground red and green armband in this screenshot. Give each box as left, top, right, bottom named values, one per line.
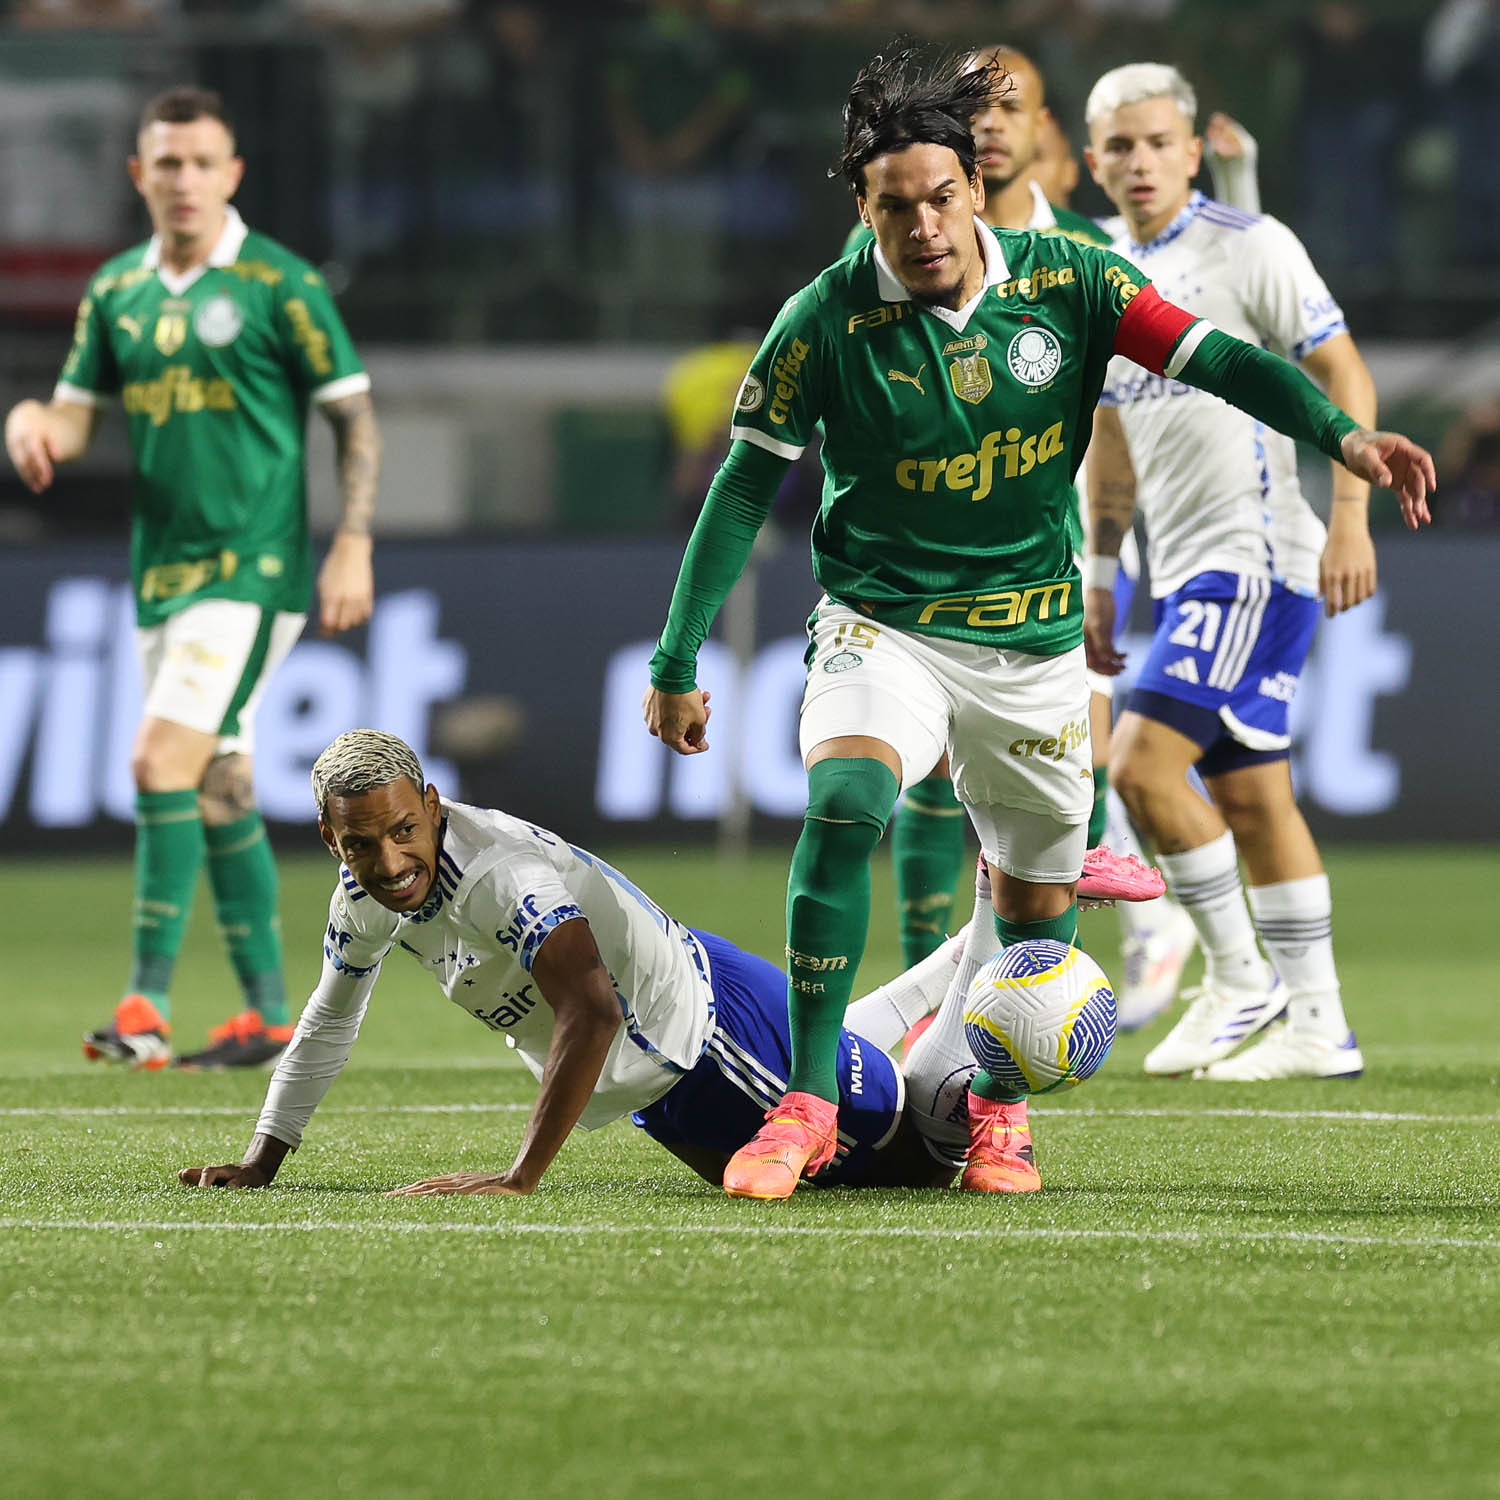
left=1114, top=286, right=1359, bottom=461
left=648, top=440, right=789, bottom=694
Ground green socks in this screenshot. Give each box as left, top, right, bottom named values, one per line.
left=205, top=810, right=288, bottom=1026
left=785, top=756, right=900, bottom=1101
left=128, top=789, right=206, bottom=1020
left=970, top=904, right=1081, bottom=1103
left=1087, top=766, right=1109, bottom=850
left=891, top=770, right=967, bottom=967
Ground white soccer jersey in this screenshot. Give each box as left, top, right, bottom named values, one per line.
left=1099, top=192, right=1347, bottom=598
left=255, top=799, right=716, bottom=1147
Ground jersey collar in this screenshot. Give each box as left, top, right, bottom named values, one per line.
left=873, top=215, right=1010, bottom=333
left=1025, top=180, right=1057, bottom=230
left=142, top=205, right=250, bottom=296
left=1128, top=190, right=1202, bottom=257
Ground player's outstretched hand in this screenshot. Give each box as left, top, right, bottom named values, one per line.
left=1319, top=513, right=1378, bottom=617
left=179, top=1162, right=275, bottom=1189
left=642, top=686, right=712, bottom=755
left=317, top=531, right=375, bottom=635
left=1204, top=111, right=1252, bottom=161
left=1340, top=428, right=1436, bottom=530
left=4, top=401, right=60, bottom=494
left=386, top=1172, right=531, bottom=1196
left=1084, top=587, right=1125, bottom=676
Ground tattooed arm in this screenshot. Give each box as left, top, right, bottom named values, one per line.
left=316, top=390, right=381, bottom=635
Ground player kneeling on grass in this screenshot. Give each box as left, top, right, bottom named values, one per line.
left=181, top=729, right=1054, bottom=1199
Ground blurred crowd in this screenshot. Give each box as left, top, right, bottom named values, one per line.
left=4, top=0, right=1500, bottom=530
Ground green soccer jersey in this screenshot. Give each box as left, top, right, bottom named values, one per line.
left=55, top=207, right=369, bottom=626
left=730, top=221, right=1149, bottom=655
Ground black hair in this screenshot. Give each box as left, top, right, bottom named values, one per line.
left=138, top=86, right=235, bottom=146
left=834, top=44, right=1010, bottom=195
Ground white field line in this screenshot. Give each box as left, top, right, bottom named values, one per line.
left=1, top=1103, right=1497, bottom=1125
left=0, top=1217, right=1496, bottom=1253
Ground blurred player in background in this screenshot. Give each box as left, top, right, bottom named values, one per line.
left=1083, top=63, right=1412, bottom=1080
left=3, top=87, right=381, bottom=1071
left=843, top=46, right=1120, bottom=975
left=643, top=46, right=1434, bottom=1199
left=179, top=730, right=975, bottom=1197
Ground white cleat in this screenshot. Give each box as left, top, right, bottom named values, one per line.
left=1116, top=903, right=1198, bottom=1032
left=1196, top=1027, right=1363, bottom=1081
left=1143, top=975, right=1285, bottom=1076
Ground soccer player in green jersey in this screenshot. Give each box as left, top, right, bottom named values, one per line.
left=642, top=47, right=1433, bottom=1201
left=3, top=87, right=382, bottom=1071
left=843, top=47, right=1123, bottom=976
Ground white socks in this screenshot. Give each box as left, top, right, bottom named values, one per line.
left=1157, top=831, right=1271, bottom=992
left=903, top=863, right=1001, bottom=1165
left=844, top=931, right=965, bottom=1051
left=1247, top=874, right=1348, bottom=1038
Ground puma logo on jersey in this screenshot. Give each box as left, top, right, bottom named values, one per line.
left=116, top=315, right=143, bottom=341
left=1163, top=656, right=1200, bottom=684
left=887, top=363, right=926, bottom=395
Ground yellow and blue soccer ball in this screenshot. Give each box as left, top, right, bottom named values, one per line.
left=963, top=940, right=1116, bottom=1094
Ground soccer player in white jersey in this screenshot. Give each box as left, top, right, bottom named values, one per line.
left=179, top=730, right=992, bottom=1196
left=1081, top=63, right=1413, bottom=1080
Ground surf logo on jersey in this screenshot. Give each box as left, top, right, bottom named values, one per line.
left=895, top=420, right=1065, bottom=500
left=153, top=310, right=188, bottom=356
left=767, top=338, right=811, bottom=426
left=193, top=294, right=243, bottom=347
left=284, top=297, right=333, bottom=376
left=736, top=373, right=765, bottom=413
left=917, top=581, right=1073, bottom=630
left=1006, top=327, right=1062, bottom=389
left=994, top=264, right=1077, bottom=301
left=948, top=352, right=992, bottom=404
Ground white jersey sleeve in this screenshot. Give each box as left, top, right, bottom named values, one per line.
left=253, top=877, right=399, bottom=1149
left=1235, top=214, right=1346, bottom=362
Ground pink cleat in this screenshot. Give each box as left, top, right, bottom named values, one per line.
left=960, top=1094, right=1042, bottom=1193
left=1078, top=845, right=1166, bottom=907
left=722, top=1091, right=840, bottom=1200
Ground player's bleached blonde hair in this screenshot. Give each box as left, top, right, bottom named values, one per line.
left=1084, top=63, right=1196, bottom=127
left=311, top=729, right=425, bottom=819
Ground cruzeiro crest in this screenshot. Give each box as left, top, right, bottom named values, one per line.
left=1006, top=326, right=1062, bottom=389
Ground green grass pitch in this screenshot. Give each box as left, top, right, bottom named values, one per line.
left=3, top=845, right=1498, bottom=1500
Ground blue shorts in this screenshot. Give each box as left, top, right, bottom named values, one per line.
left=633, top=930, right=906, bottom=1185
left=1128, top=571, right=1318, bottom=776
left=1114, top=561, right=1138, bottom=635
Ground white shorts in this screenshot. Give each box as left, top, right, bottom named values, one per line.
left=798, top=599, right=1092, bottom=880
left=136, top=599, right=305, bottom=756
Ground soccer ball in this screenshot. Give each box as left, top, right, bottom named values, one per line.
left=963, top=940, right=1116, bottom=1094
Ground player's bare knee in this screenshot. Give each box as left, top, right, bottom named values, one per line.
left=199, top=753, right=256, bottom=826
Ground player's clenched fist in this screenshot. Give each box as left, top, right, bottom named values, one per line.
left=178, top=1162, right=275, bottom=1189
left=642, top=686, right=712, bottom=755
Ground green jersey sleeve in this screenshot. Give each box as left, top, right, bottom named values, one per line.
left=55, top=283, right=119, bottom=401
left=1080, top=245, right=1154, bottom=337
left=841, top=222, right=875, bottom=257
left=275, top=266, right=369, bottom=402
left=1045, top=204, right=1112, bottom=248
left=727, top=288, right=831, bottom=461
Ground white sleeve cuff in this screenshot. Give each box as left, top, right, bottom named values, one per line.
left=53, top=382, right=109, bottom=408
left=313, top=372, right=372, bottom=405
left=1163, top=319, right=1215, bottom=379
